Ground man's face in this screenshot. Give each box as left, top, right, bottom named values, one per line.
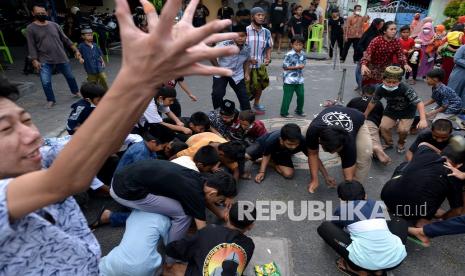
left=432, top=129, right=450, bottom=143
left=280, top=138, right=300, bottom=151
left=354, top=6, right=361, bottom=13
left=0, top=99, right=43, bottom=178
left=161, top=97, right=175, bottom=106
left=189, top=123, right=205, bottom=133
left=198, top=161, right=220, bottom=173
left=253, top=13, right=265, bottom=25
left=234, top=32, right=247, bottom=46
left=32, top=6, right=47, bottom=17
left=221, top=114, right=235, bottom=124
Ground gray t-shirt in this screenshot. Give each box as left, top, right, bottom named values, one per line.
left=26, top=21, right=73, bottom=64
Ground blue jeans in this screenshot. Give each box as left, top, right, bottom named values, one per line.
left=355, top=62, right=362, bottom=89
left=39, top=63, right=79, bottom=102
left=423, top=215, right=465, bottom=238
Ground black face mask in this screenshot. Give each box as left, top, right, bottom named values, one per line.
left=35, top=14, right=47, bottom=22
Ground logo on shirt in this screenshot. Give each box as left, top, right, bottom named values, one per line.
left=203, top=243, right=248, bottom=276
left=322, top=111, right=353, bottom=132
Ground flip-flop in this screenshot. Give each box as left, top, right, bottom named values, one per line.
left=407, top=234, right=428, bottom=247
left=335, top=258, right=358, bottom=276
left=88, top=205, right=106, bottom=230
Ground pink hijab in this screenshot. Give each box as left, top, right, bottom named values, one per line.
left=411, top=17, right=433, bottom=38
left=418, top=22, right=434, bottom=45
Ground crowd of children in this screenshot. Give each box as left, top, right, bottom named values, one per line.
left=4, top=1, right=465, bottom=276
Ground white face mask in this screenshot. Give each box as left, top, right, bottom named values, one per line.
left=415, top=43, right=421, bottom=48
left=354, top=11, right=360, bottom=15
left=382, top=84, right=398, bottom=91
left=423, top=29, right=431, bottom=34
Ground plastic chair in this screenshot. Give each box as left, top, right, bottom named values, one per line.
left=306, top=24, right=324, bottom=53
left=92, top=32, right=110, bottom=63
left=0, top=31, right=13, bottom=64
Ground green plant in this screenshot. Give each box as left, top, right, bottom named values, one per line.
left=443, top=0, right=465, bottom=29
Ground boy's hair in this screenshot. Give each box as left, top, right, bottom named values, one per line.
left=218, top=141, right=246, bottom=161
left=319, top=126, right=348, bottom=152
left=80, top=82, right=106, bottom=99
left=291, top=35, right=306, bottom=44
left=432, top=118, right=453, bottom=133
left=238, top=110, right=256, bottom=124
left=156, top=86, right=177, bottom=99
left=442, top=145, right=465, bottom=165
left=166, top=140, right=188, bottom=157
left=0, top=77, right=19, bottom=100
left=143, top=123, right=175, bottom=144
left=452, top=23, right=464, bottom=32
left=189, top=111, right=210, bottom=129
left=232, top=24, right=246, bottom=33
left=400, top=25, right=410, bottom=32
left=280, top=123, right=302, bottom=142
left=229, top=202, right=256, bottom=229
left=337, top=180, right=366, bottom=201
left=194, top=145, right=220, bottom=166
left=354, top=4, right=361, bottom=10
left=205, top=171, right=237, bottom=197
left=426, top=68, right=445, bottom=82
left=362, top=85, right=375, bottom=96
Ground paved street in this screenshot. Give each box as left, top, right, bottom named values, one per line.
left=3, top=46, right=465, bottom=275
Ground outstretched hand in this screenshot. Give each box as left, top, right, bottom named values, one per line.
left=114, top=0, right=239, bottom=88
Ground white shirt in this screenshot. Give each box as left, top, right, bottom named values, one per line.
left=138, top=99, right=171, bottom=127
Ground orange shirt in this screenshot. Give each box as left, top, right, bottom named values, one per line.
left=344, top=15, right=364, bottom=39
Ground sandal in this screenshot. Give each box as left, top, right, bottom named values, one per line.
left=397, top=144, right=406, bottom=153
left=335, top=258, right=358, bottom=276
left=88, top=205, right=106, bottom=229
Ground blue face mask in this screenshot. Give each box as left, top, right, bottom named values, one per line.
left=382, top=84, right=398, bottom=91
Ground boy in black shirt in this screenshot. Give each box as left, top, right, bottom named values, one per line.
left=166, top=202, right=256, bottom=276
left=306, top=106, right=372, bottom=193
left=381, top=143, right=464, bottom=227
left=406, top=118, right=453, bottom=161
left=347, top=86, right=391, bottom=165
left=111, top=160, right=237, bottom=261
left=66, top=82, right=106, bottom=134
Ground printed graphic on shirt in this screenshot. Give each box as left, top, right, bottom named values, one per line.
left=69, top=106, right=85, bottom=120
left=203, top=243, right=248, bottom=276
left=322, top=111, right=353, bottom=132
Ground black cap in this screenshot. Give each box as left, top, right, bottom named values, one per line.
left=232, top=24, right=246, bottom=33
left=337, top=181, right=366, bottom=201
left=220, top=99, right=236, bottom=116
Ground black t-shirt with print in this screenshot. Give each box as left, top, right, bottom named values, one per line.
left=166, top=224, right=255, bottom=276
left=371, top=82, right=421, bottom=119
left=288, top=16, right=304, bottom=36
left=306, top=106, right=365, bottom=168
left=217, top=6, right=235, bottom=20
left=270, top=3, right=287, bottom=25
left=112, top=159, right=207, bottom=220
left=381, top=145, right=464, bottom=219
left=328, top=17, right=344, bottom=38
left=347, top=96, right=384, bottom=127
left=302, top=10, right=317, bottom=29
left=408, top=129, right=450, bottom=153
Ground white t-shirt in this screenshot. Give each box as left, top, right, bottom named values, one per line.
left=138, top=99, right=171, bottom=127
left=171, top=156, right=200, bottom=172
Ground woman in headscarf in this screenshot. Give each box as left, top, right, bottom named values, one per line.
left=411, top=16, right=433, bottom=38
left=448, top=45, right=465, bottom=107
left=360, top=21, right=411, bottom=86
left=353, top=18, right=384, bottom=90
left=410, top=13, right=421, bottom=34
left=417, top=21, right=435, bottom=79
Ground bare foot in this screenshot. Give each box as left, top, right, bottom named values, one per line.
left=408, top=227, right=431, bottom=247
left=308, top=183, right=319, bottom=193
left=375, top=151, right=392, bottom=165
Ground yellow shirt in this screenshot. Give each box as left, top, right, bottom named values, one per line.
left=447, top=31, right=464, bottom=47
left=176, top=132, right=238, bottom=170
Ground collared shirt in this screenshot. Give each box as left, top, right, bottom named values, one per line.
left=344, top=15, right=364, bottom=39
left=246, top=25, right=273, bottom=68
left=208, top=109, right=238, bottom=137
left=78, top=42, right=104, bottom=74
left=214, top=40, right=251, bottom=83
left=116, top=141, right=158, bottom=172
left=0, top=138, right=101, bottom=275
left=282, top=49, right=307, bottom=84
left=432, top=83, right=462, bottom=114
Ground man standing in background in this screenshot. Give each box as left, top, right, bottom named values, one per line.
left=341, top=4, right=364, bottom=63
